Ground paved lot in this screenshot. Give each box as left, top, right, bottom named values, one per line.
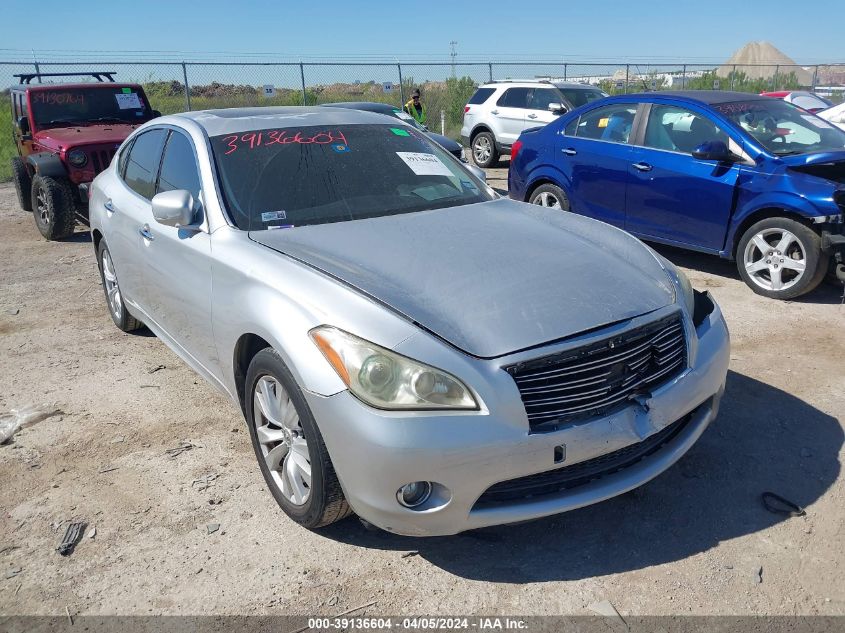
left=0, top=179, right=843, bottom=617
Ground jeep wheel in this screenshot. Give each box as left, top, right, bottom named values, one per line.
left=471, top=131, right=499, bottom=168
left=11, top=157, right=32, bottom=212
left=31, top=175, right=76, bottom=240
left=736, top=217, right=828, bottom=300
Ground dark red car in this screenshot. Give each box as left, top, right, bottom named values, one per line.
left=759, top=90, right=833, bottom=114
left=9, top=72, right=159, bottom=240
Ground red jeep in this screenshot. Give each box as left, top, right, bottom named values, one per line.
left=9, top=72, right=159, bottom=240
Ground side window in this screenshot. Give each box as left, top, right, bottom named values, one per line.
left=123, top=128, right=167, bottom=200
left=527, top=88, right=559, bottom=111
left=117, top=139, right=135, bottom=178
left=575, top=104, right=638, bottom=143
left=468, top=88, right=495, bottom=105
left=157, top=131, right=201, bottom=203
left=643, top=105, right=729, bottom=154
left=496, top=88, right=531, bottom=109
left=563, top=117, right=579, bottom=137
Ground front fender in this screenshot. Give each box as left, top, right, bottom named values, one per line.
left=26, top=152, right=67, bottom=179
left=725, top=190, right=827, bottom=255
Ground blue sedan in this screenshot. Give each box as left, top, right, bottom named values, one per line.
left=509, top=90, right=845, bottom=299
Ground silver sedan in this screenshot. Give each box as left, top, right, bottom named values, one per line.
left=89, top=107, right=730, bottom=537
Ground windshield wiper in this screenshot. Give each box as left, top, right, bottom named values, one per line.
left=90, top=117, right=129, bottom=124
left=46, top=118, right=87, bottom=126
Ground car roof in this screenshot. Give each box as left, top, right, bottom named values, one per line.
left=622, top=90, right=772, bottom=105
left=172, top=106, right=402, bottom=136
left=321, top=101, right=399, bottom=114
left=481, top=80, right=599, bottom=90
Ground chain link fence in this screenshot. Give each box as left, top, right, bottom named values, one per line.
left=2, top=59, right=844, bottom=179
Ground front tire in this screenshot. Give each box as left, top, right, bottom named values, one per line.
left=31, top=175, right=76, bottom=240
left=11, top=157, right=32, bottom=212
left=97, top=240, right=143, bottom=332
left=471, top=131, right=498, bottom=168
left=245, top=348, right=352, bottom=529
left=529, top=183, right=570, bottom=211
left=736, top=217, right=828, bottom=300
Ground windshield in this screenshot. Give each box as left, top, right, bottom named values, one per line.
left=713, top=100, right=845, bottom=155
left=30, top=86, right=153, bottom=127
left=557, top=87, right=607, bottom=108
left=210, top=123, right=493, bottom=231
left=390, top=108, right=426, bottom=130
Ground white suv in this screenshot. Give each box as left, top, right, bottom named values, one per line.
left=461, top=80, right=607, bottom=167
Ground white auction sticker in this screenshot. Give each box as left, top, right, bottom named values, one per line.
left=115, top=93, right=143, bottom=109
left=396, top=152, right=452, bottom=177
left=801, top=114, right=833, bottom=129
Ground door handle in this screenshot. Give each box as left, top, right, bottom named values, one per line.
left=632, top=162, right=653, bottom=172
left=527, top=113, right=538, bottom=119
left=104, top=199, right=114, bottom=213
left=562, top=148, right=577, bottom=156
left=138, top=224, right=154, bottom=241
left=490, top=109, right=499, bottom=115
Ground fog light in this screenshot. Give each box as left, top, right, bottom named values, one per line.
left=397, top=481, right=432, bottom=508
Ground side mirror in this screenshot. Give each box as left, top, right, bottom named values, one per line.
left=692, top=140, right=738, bottom=162
left=548, top=102, right=567, bottom=114
left=465, top=163, right=487, bottom=183
left=152, top=190, right=195, bottom=227
left=17, top=116, right=30, bottom=134
left=151, top=110, right=162, bottom=118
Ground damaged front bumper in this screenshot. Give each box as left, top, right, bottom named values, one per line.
left=305, top=294, right=730, bottom=537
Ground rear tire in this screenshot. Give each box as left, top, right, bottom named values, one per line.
left=31, top=175, right=76, bottom=240
left=245, top=348, right=352, bottom=529
left=471, top=131, right=499, bottom=168
left=11, top=157, right=32, bottom=212
left=529, top=183, right=570, bottom=211
left=736, top=217, right=828, bottom=300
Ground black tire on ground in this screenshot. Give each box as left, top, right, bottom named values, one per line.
left=529, top=183, right=571, bottom=211
left=736, top=217, right=828, bottom=300
left=245, top=347, right=353, bottom=529
left=30, top=174, right=77, bottom=240
left=96, top=240, right=143, bottom=332
left=11, top=157, right=32, bottom=212
left=471, top=131, right=499, bottom=168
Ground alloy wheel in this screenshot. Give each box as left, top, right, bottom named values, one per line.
left=743, top=228, right=807, bottom=293
left=533, top=191, right=562, bottom=209
left=101, top=250, right=123, bottom=320
left=252, top=375, right=312, bottom=506
left=36, top=187, right=50, bottom=226
left=473, top=136, right=492, bottom=164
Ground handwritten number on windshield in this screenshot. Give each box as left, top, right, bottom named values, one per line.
left=222, top=130, right=348, bottom=155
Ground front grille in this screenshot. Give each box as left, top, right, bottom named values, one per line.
left=474, top=410, right=693, bottom=506
left=507, top=313, right=687, bottom=432
left=89, top=148, right=116, bottom=174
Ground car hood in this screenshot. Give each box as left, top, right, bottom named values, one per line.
left=427, top=131, right=461, bottom=152
left=249, top=198, right=676, bottom=358
left=778, top=150, right=845, bottom=167
left=34, top=124, right=141, bottom=149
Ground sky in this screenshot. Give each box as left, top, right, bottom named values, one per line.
left=0, top=0, right=842, bottom=64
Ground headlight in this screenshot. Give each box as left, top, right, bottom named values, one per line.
left=309, top=326, right=478, bottom=411
left=67, top=149, right=88, bottom=168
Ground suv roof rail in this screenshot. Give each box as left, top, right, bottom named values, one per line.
left=14, top=71, right=117, bottom=84
left=489, top=78, right=552, bottom=84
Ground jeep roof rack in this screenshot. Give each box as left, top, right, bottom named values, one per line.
left=490, top=78, right=552, bottom=84
left=14, top=71, right=117, bottom=84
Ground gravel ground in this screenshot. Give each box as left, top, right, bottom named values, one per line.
left=0, top=175, right=843, bottom=618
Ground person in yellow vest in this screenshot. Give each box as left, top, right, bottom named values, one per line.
left=403, top=88, right=426, bottom=125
